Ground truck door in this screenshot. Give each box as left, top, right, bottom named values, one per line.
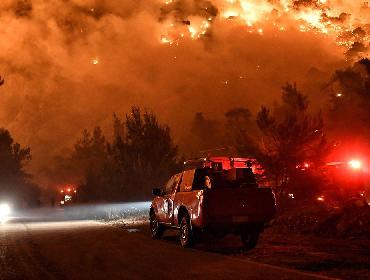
left=159, top=173, right=182, bottom=224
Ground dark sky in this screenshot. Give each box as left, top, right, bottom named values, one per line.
left=0, top=0, right=368, bottom=184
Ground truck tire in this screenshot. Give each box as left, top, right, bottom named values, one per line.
left=240, top=230, right=259, bottom=250
left=150, top=212, right=164, bottom=239
left=179, top=216, right=194, bottom=248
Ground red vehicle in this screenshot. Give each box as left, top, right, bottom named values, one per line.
left=59, top=186, right=77, bottom=206
left=324, top=159, right=369, bottom=203
left=149, top=157, right=276, bottom=249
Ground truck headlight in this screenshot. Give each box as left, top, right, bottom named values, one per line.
left=0, top=203, right=11, bottom=223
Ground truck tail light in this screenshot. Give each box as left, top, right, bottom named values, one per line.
left=196, top=190, right=204, bottom=207
left=200, top=194, right=204, bottom=206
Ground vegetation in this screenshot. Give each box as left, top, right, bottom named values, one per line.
left=0, top=77, right=40, bottom=207
left=71, top=106, right=181, bottom=202
left=0, top=128, right=40, bottom=207
left=2, top=59, right=369, bottom=207
left=256, top=83, right=328, bottom=203
left=327, top=58, right=370, bottom=140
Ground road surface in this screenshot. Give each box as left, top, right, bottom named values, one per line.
left=0, top=219, right=336, bottom=280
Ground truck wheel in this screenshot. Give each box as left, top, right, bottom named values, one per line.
left=150, top=212, right=163, bottom=239
left=180, top=216, right=194, bottom=248
left=240, top=230, right=259, bottom=250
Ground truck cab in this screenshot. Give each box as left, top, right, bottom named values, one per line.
left=150, top=157, right=276, bottom=249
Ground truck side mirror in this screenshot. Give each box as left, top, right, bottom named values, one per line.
left=152, top=188, right=162, bottom=196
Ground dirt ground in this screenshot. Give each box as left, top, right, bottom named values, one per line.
left=253, top=229, right=370, bottom=280
left=189, top=227, right=370, bottom=280
left=110, top=217, right=370, bottom=280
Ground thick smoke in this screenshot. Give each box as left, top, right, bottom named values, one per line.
left=0, top=0, right=367, bottom=185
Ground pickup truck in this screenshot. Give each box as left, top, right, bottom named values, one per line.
left=149, top=157, right=276, bottom=249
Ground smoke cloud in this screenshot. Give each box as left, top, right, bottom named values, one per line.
left=0, top=0, right=368, bottom=185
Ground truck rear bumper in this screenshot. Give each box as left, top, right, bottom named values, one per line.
left=204, top=213, right=274, bottom=226
left=198, top=218, right=269, bottom=234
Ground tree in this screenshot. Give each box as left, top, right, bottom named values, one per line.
left=326, top=58, right=370, bottom=141
left=73, top=127, right=107, bottom=173
left=223, top=107, right=259, bottom=156
left=257, top=83, right=328, bottom=203
left=71, top=127, right=108, bottom=202
left=114, top=106, right=180, bottom=199
left=0, top=128, right=39, bottom=206
left=72, top=106, right=180, bottom=202
left=188, top=112, right=223, bottom=156
left=0, top=129, right=31, bottom=181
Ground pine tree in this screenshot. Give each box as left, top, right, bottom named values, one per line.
left=257, top=83, right=328, bottom=202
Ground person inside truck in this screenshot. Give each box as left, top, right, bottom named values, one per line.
left=204, top=175, right=212, bottom=189
left=244, top=160, right=257, bottom=185
left=232, top=161, right=257, bottom=187
left=192, top=168, right=213, bottom=190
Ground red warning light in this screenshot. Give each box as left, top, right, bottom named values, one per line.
left=348, top=159, right=362, bottom=170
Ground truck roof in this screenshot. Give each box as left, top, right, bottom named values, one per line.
left=183, top=156, right=257, bottom=171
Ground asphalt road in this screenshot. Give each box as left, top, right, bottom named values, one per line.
left=0, top=219, right=338, bottom=280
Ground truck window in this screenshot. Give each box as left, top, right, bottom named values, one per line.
left=163, top=174, right=181, bottom=195
left=236, top=168, right=257, bottom=185
left=179, top=170, right=195, bottom=192
left=192, top=168, right=212, bottom=190
left=211, top=168, right=257, bottom=188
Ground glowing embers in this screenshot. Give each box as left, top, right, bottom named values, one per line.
left=317, top=195, right=325, bottom=202
left=296, top=162, right=310, bottom=171
left=188, top=19, right=210, bottom=39
left=160, top=18, right=211, bottom=45
left=160, top=35, right=173, bottom=44
left=91, top=57, right=99, bottom=65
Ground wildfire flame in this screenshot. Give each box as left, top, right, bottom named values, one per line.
left=159, top=0, right=370, bottom=58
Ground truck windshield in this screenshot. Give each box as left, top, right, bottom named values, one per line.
left=211, top=168, right=257, bottom=188
left=193, top=168, right=257, bottom=189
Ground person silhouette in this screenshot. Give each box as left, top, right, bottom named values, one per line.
left=243, top=160, right=257, bottom=186
left=204, top=175, right=212, bottom=189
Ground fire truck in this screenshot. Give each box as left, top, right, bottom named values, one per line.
left=293, top=157, right=369, bottom=205
left=323, top=158, right=369, bottom=205
left=59, top=186, right=77, bottom=206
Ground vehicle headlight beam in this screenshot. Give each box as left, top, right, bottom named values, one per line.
left=0, top=203, right=11, bottom=224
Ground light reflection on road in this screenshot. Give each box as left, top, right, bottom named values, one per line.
left=0, top=201, right=151, bottom=231
left=2, top=201, right=150, bottom=222
left=0, top=220, right=105, bottom=232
